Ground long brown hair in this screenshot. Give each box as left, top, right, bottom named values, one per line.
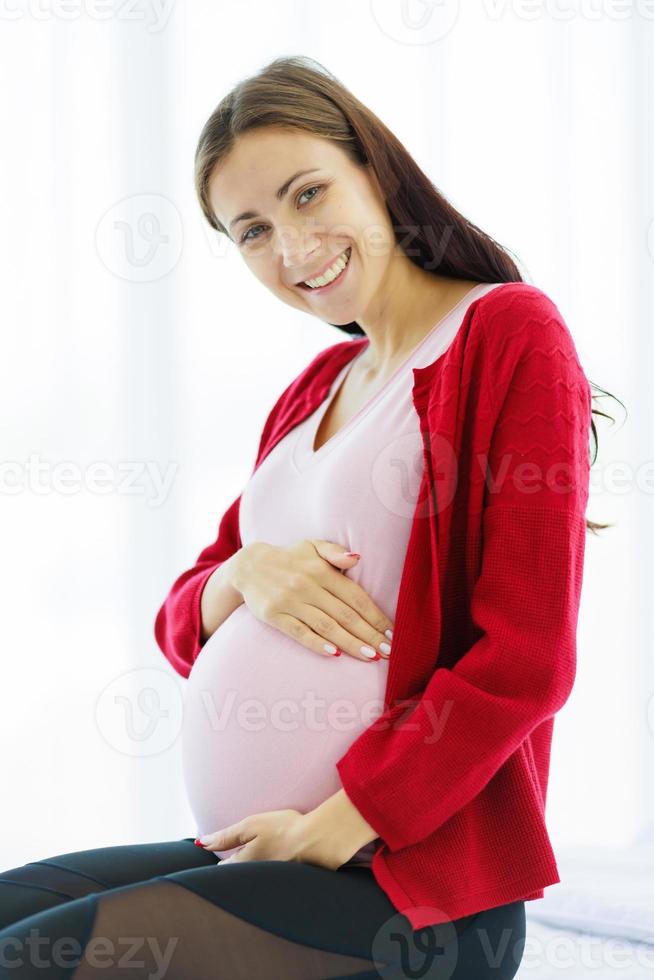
left=194, top=54, right=625, bottom=534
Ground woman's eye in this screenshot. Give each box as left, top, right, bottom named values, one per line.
left=240, top=185, right=324, bottom=244
left=297, top=184, right=323, bottom=206
left=241, top=223, right=265, bottom=243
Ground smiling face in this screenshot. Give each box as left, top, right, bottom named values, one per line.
left=207, top=126, right=398, bottom=326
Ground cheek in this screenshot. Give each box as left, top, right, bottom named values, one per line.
left=350, top=200, right=394, bottom=256
left=251, top=261, right=303, bottom=303
left=242, top=253, right=276, bottom=288
left=245, top=251, right=301, bottom=297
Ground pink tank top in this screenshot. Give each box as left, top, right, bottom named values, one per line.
left=181, top=283, right=502, bottom=863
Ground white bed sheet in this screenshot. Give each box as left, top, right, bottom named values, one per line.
left=517, top=917, right=654, bottom=979
left=527, top=843, right=654, bottom=943
left=515, top=842, right=654, bottom=978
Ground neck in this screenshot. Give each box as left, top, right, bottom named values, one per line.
left=354, top=258, right=476, bottom=377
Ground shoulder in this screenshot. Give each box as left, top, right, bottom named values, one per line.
left=254, top=337, right=362, bottom=459
left=473, top=281, right=585, bottom=374
left=469, top=283, right=591, bottom=423
left=272, top=337, right=360, bottom=402
left=298, top=337, right=363, bottom=378
left=276, top=338, right=364, bottom=406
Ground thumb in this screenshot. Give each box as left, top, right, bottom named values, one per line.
left=311, top=540, right=361, bottom=571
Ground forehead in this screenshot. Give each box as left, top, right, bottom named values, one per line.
left=208, top=127, right=344, bottom=226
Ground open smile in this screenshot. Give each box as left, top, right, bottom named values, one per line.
left=297, top=247, right=352, bottom=295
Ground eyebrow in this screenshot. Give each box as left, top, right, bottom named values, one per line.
left=228, top=168, right=323, bottom=234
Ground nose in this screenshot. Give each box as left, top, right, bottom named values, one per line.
left=275, top=225, right=322, bottom=277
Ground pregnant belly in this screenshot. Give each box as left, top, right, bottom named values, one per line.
left=181, top=603, right=387, bottom=861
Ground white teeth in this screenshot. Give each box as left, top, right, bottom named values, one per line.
left=304, top=248, right=350, bottom=288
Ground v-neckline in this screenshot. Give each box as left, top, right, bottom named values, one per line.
left=311, top=345, right=369, bottom=454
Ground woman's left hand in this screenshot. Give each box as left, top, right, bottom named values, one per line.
left=196, top=808, right=350, bottom=871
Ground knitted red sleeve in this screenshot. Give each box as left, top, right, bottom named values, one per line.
left=153, top=491, right=243, bottom=679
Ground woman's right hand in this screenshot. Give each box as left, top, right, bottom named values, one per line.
left=227, top=539, right=394, bottom=662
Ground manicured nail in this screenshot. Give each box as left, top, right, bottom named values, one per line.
left=360, top=645, right=377, bottom=658
left=379, top=642, right=391, bottom=655
left=324, top=642, right=337, bottom=654
left=385, top=629, right=393, bottom=641
left=199, top=834, right=213, bottom=844
left=194, top=839, right=204, bottom=847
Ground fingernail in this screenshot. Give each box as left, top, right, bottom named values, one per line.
left=199, top=834, right=213, bottom=844
left=360, top=645, right=377, bottom=659
left=379, top=642, right=391, bottom=655
left=194, top=839, right=204, bottom=847
left=385, top=629, right=393, bottom=641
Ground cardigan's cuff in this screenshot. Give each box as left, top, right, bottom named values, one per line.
left=189, top=561, right=224, bottom=662
left=336, top=756, right=410, bottom=852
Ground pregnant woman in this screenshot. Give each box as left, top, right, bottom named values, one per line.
left=0, top=55, right=613, bottom=978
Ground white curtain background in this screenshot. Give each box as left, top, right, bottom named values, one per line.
left=1, top=1, right=652, bottom=873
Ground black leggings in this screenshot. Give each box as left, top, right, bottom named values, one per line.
left=0, top=838, right=526, bottom=978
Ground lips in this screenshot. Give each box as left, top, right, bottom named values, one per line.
left=297, top=247, right=352, bottom=289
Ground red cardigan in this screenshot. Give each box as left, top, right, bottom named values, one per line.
left=154, top=282, right=592, bottom=929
